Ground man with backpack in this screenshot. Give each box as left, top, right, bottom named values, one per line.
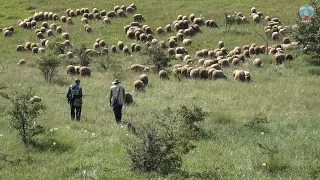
left=67, top=79, right=83, bottom=121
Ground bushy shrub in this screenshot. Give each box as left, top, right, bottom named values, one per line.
left=0, top=88, right=46, bottom=145
left=74, top=45, right=92, bottom=66
left=146, top=45, right=170, bottom=72
left=126, top=105, right=206, bottom=174
left=35, top=52, right=60, bottom=84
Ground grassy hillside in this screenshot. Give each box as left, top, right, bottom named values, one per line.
left=1, top=0, right=320, bottom=179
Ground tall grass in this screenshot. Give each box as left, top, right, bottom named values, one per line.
left=1, top=0, right=320, bottom=179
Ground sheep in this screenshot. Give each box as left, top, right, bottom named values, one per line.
left=139, top=74, right=149, bottom=86
left=117, top=41, right=124, bottom=51
left=205, top=20, right=218, bottom=28
left=16, top=45, right=25, bottom=52
left=123, top=45, right=130, bottom=55
left=193, top=17, right=204, bottom=26
left=61, top=32, right=69, bottom=40
left=66, top=51, right=74, bottom=58
left=159, top=70, right=169, bottom=79
left=203, top=60, right=216, bottom=68
left=134, top=80, right=145, bottom=91
left=211, top=70, right=227, bottom=80
left=251, top=7, right=257, bottom=13
left=66, top=65, right=76, bottom=75
left=133, top=14, right=144, bottom=21
left=61, top=16, right=67, bottom=23
left=272, top=32, right=280, bottom=41
left=218, top=41, right=224, bottom=48
left=32, top=47, right=39, bottom=54
left=134, top=44, right=142, bottom=52
left=111, top=45, right=117, bottom=53
left=47, top=29, right=54, bottom=37
left=99, top=40, right=106, bottom=47
left=107, top=11, right=117, bottom=18
left=233, top=70, right=245, bottom=82
left=56, top=26, right=62, bottom=34
left=3, top=30, right=12, bottom=37
left=117, top=9, right=127, bottom=17
left=232, top=58, right=240, bottom=65
left=218, top=59, right=230, bottom=68
left=274, top=52, right=285, bottom=65
left=124, top=92, right=133, bottom=105
left=131, top=64, right=146, bottom=72
left=79, top=66, right=91, bottom=76
left=29, top=96, right=41, bottom=103
left=253, top=14, right=260, bottom=23
left=253, top=58, right=262, bottom=67
left=183, top=39, right=192, bottom=46
left=199, top=68, right=209, bottom=79
left=165, top=24, right=171, bottom=33
left=156, top=27, right=165, bottom=35
left=211, top=63, right=222, bottom=70
left=190, top=69, right=200, bottom=79
left=17, top=59, right=26, bottom=65
left=49, top=24, right=57, bottom=31
left=81, top=17, right=88, bottom=24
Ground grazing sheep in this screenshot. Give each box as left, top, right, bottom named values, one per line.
left=134, top=80, right=145, bottom=91
left=3, top=30, right=12, bottom=37
left=61, top=32, right=69, bottom=40
left=111, top=45, right=117, bottom=53
left=124, top=92, right=133, bottom=105
left=232, top=58, right=240, bottom=65
left=32, top=47, right=39, bottom=54
left=183, top=39, right=192, bottom=46
left=133, top=14, right=144, bottom=21
left=29, top=96, right=41, bottom=103
left=233, top=70, right=245, bottom=82
left=205, top=20, right=218, bottom=28
left=123, top=45, right=130, bottom=55
left=252, top=14, right=260, bottom=23
left=218, top=59, right=230, bottom=68
left=56, top=26, right=62, bottom=34
left=272, top=32, right=280, bottom=41
left=159, top=70, right=169, bottom=79
left=66, top=65, right=76, bottom=75
left=211, top=63, right=221, bottom=70
left=47, top=29, right=54, bottom=37
left=117, top=9, right=127, bottom=17
left=251, top=7, right=257, bottom=13
left=190, top=69, right=200, bottom=79
left=16, top=45, right=25, bottom=52
left=168, top=48, right=176, bottom=56
left=253, top=58, right=262, bottom=67
left=285, top=54, right=294, bottom=61
left=61, top=16, right=67, bottom=23
left=211, top=70, right=227, bottom=80
left=218, top=41, right=224, bottom=48
left=199, top=68, right=209, bottom=79
left=165, top=24, right=171, bottom=33
left=79, top=66, right=91, bottom=76
left=139, top=74, right=149, bottom=86
left=244, top=71, right=251, bottom=82
left=99, top=40, right=106, bottom=47
left=156, top=27, right=165, bottom=35
left=131, top=64, right=147, bottom=72
left=67, top=51, right=74, bottom=58
left=274, top=52, right=286, bottom=65
left=203, top=60, right=216, bottom=68
left=17, top=59, right=26, bottom=65
left=117, top=41, right=124, bottom=50
left=134, top=44, right=142, bottom=52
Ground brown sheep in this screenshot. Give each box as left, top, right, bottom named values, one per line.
left=199, top=68, right=209, bottom=79
left=253, top=58, right=262, bottom=67
left=233, top=70, right=245, bottom=82
left=79, top=66, right=91, bottom=76
left=190, top=69, right=200, bottom=79
left=17, top=59, right=26, bottom=65
left=134, top=80, right=144, bottom=91
left=139, top=74, right=149, bottom=86
left=66, top=65, right=76, bottom=75
left=124, top=92, right=133, bottom=105
left=159, top=70, right=169, bottom=79
left=29, top=96, right=41, bottom=103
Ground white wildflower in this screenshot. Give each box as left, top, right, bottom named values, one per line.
left=262, top=163, right=266, bottom=166
left=261, top=132, right=264, bottom=135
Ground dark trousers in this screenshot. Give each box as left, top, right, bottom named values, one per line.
left=113, top=105, right=123, bottom=123
left=70, top=103, right=81, bottom=121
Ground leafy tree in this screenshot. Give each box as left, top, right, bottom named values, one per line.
left=290, top=0, right=320, bottom=55
left=0, top=88, right=46, bottom=145
left=74, top=45, right=92, bottom=66
left=35, top=52, right=60, bottom=83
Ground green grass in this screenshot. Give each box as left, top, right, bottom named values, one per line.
left=1, top=0, right=320, bottom=179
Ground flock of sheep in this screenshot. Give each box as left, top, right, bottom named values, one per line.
left=1, top=3, right=298, bottom=103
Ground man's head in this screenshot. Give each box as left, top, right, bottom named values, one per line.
left=75, top=79, right=81, bottom=85
left=112, top=79, right=121, bottom=85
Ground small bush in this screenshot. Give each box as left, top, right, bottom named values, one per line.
left=74, top=45, right=92, bottom=66
left=146, top=45, right=170, bottom=72
left=126, top=105, right=205, bottom=174
left=35, top=52, right=60, bottom=84
left=0, top=88, right=46, bottom=146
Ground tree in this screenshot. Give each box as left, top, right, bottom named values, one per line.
left=35, top=52, right=60, bottom=83
left=0, top=88, right=46, bottom=145
left=74, top=45, right=92, bottom=66
left=290, top=0, right=320, bottom=55
left=146, top=45, right=170, bottom=72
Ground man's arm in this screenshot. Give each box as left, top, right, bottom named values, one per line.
left=79, top=87, right=83, bottom=98
left=122, top=87, right=125, bottom=101
left=109, top=89, right=112, bottom=106
left=66, top=86, right=71, bottom=102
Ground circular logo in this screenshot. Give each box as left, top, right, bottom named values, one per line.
left=299, top=4, right=315, bottom=21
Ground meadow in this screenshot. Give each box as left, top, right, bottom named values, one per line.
left=1, top=0, right=320, bottom=179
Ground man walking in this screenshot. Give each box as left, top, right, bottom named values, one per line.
left=67, top=79, right=83, bottom=121
left=109, top=79, right=125, bottom=124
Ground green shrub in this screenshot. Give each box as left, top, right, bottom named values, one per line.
left=0, top=88, right=46, bottom=146
left=146, top=45, right=170, bottom=72
left=74, top=45, right=92, bottom=66
left=126, top=105, right=205, bottom=174
left=35, top=52, right=60, bottom=84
